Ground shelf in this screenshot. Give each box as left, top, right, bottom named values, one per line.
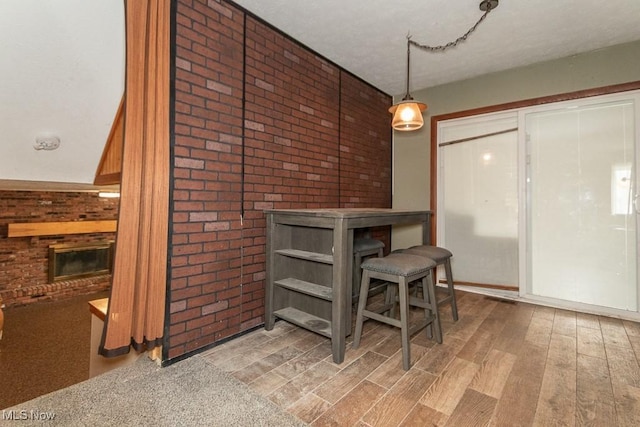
left=274, top=307, right=332, bottom=338
left=7, top=220, right=117, bottom=237
left=274, top=278, right=332, bottom=301
left=275, top=249, right=333, bottom=264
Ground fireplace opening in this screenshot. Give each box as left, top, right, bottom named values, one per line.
left=48, top=241, right=114, bottom=283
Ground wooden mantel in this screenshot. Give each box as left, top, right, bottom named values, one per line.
left=7, top=220, right=117, bottom=237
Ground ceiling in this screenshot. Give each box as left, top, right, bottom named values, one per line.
left=234, top=0, right=640, bottom=95
left=1, top=0, right=640, bottom=191
left=0, top=0, right=124, bottom=191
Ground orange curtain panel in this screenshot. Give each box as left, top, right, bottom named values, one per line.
left=99, top=0, right=170, bottom=357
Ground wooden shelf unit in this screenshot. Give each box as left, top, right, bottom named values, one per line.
left=267, top=222, right=336, bottom=342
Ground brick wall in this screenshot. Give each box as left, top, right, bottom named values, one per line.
left=339, top=72, right=394, bottom=249
left=168, top=0, right=392, bottom=361
left=0, top=191, right=118, bottom=307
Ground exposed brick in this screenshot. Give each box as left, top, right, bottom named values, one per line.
left=176, top=57, right=192, bottom=71
left=189, top=212, right=217, bottom=222
left=202, top=300, right=228, bottom=315
left=170, top=300, right=187, bottom=313
left=175, top=157, right=205, bottom=169
left=0, top=191, right=117, bottom=307
left=167, top=0, right=391, bottom=362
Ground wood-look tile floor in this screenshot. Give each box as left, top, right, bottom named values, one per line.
left=199, top=290, right=640, bottom=426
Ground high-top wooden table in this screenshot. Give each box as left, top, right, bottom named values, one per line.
left=264, top=208, right=432, bottom=363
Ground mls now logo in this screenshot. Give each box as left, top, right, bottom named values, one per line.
left=1, top=410, right=28, bottom=420
left=2, top=410, right=56, bottom=421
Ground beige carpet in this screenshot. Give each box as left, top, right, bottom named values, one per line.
left=6, top=355, right=306, bottom=426
left=0, top=291, right=108, bottom=409
left=1, top=294, right=306, bottom=426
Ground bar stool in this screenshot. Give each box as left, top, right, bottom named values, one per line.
left=352, top=253, right=442, bottom=370
left=352, top=238, right=385, bottom=301
left=402, top=245, right=459, bottom=321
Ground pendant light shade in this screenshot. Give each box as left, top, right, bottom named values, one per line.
left=389, top=38, right=426, bottom=132
left=389, top=99, right=427, bottom=131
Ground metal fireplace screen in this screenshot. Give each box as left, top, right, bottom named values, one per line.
left=48, top=241, right=114, bottom=283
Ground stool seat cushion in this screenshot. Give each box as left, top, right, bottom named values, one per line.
left=362, top=253, right=436, bottom=277
left=354, top=238, right=385, bottom=253
left=404, top=245, right=453, bottom=263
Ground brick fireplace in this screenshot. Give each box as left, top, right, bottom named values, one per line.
left=0, top=190, right=118, bottom=307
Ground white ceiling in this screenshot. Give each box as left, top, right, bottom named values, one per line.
left=234, top=0, right=640, bottom=96
left=0, top=0, right=124, bottom=190
left=1, top=0, right=640, bottom=190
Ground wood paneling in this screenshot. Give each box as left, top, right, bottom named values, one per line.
left=94, top=95, right=124, bottom=185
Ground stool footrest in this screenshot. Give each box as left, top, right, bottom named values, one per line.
left=438, top=295, right=453, bottom=305
left=367, top=304, right=395, bottom=315
left=410, top=318, right=440, bottom=343
left=360, top=310, right=402, bottom=329
left=408, top=296, right=435, bottom=310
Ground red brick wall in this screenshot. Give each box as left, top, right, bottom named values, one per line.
left=0, top=191, right=118, bottom=306
left=339, top=72, right=393, bottom=250
left=240, top=17, right=343, bottom=336
left=170, top=0, right=245, bottom=359
left=168, top=0, right=392, bottom=361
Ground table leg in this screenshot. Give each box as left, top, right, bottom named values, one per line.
left=422, top=212, right=431, bottom=245
left=331, top=218, right=349, bottom=363
left=264, top=214, right=275, bottom=330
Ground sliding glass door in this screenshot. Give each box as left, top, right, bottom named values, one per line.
left=525, top=98, right=638, bottom=310
left=437, top=91, right=640, bottom=313
left=438, top=113, right=519, bottom=289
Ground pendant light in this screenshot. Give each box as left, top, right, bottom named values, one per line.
left=389, top=0, right=499, bottom=132
left=389, top=38, right=426, bottom=132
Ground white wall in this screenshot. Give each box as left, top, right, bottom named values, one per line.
left=392, top=40, right=640, bottom=249
left=0, top=0, right=125, bottom=184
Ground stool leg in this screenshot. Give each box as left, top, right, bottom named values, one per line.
left=444, top=259, right=459, bottom=321
left=353, top=253, right=363, bottom=303
left=425, top=271, right=443, bottom=344
left=388, top=285, right=398, bottom=319
left=383, top=283, right=395, bottom=317
left=421, top=276, right=433, bottom=341
left=352, top=269, right=371, bottom=348
left=398, top=276, right=411, bottom=370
